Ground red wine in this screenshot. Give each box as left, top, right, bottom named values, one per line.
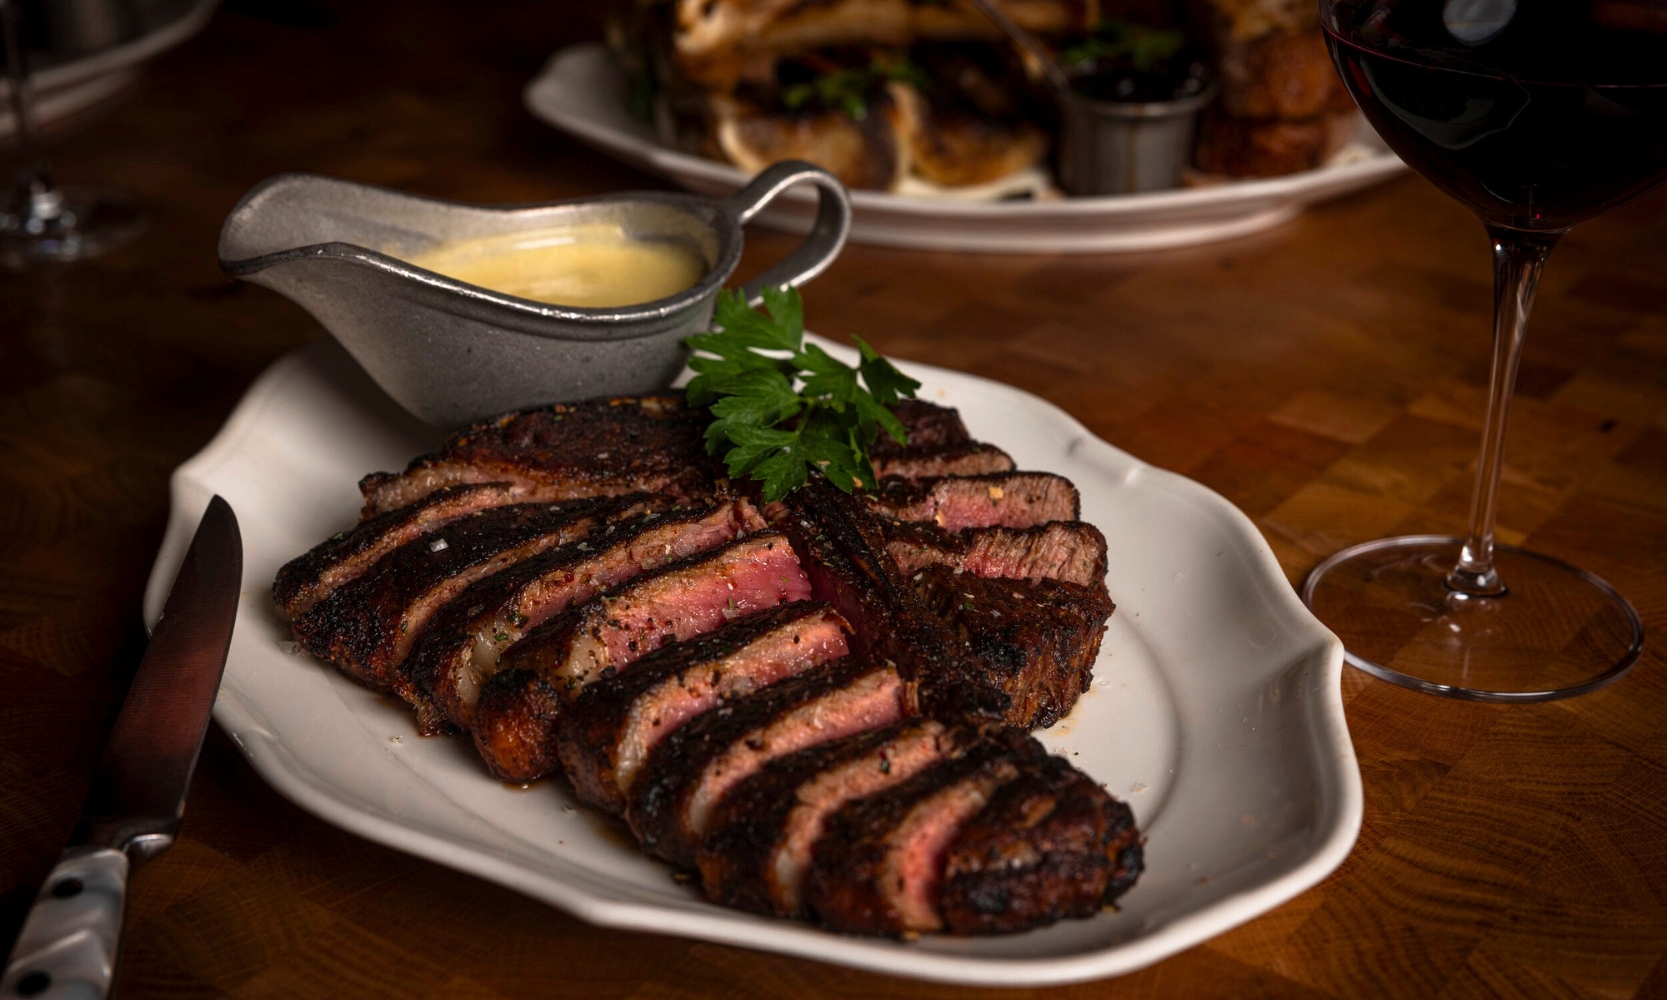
left=1324, top=1, right=1667, bottom=231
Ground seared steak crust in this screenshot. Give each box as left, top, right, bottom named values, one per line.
left=805, top=726, right=1042, bottom=936
left=777, top=479, right=1009, bottom=721
left=559, top=603, right=851, bottom=816
left=862, top=472, right=1080, bottom=530
left=940, top=754, right=1144, bottom=935
left=628, top=658, right=907, bottom=870
left=274, top=482, right=528, bottom=616
left=914, top=567, right=1113, bottom=729
left=403, top=499, right=765, bottom=733
left=290, top=496, right=651, bottom=692
left=498, top=531, right=810, bottom=699
left=883, top=519, right=1108, bottom=588
left=359, top=395, right=720, bottom=516
left=697, top=718, right=960, bottom=917
left=471, top=532, right=811, bottom=781
left=873, top=442, right=1015, bottom=481
left=873, top=399, right=972, bottom=456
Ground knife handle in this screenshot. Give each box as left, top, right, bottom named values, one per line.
left=1, top=847, right=129, bottom=1000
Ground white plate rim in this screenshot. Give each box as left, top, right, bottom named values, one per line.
left=146, top=340, right=1362, bottom=986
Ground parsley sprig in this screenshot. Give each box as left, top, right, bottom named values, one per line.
left=684, top=286, right=921, bottom=502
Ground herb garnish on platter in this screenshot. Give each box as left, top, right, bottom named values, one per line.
left=683, top=286, right=921, bottom=502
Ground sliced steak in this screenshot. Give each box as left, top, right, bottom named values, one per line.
left=777, top=479, right=1009, bottom=721
left=290, top=495, right=657, bottom=692
left=274, top=482, right=540, bottom=616
left=559, top=603, right=851, bottom=816
left=872, top=442, right=1014, bottom=482
left=873, top=399, right=972, bottom=456
left=697, top=719, right=967, bottom=918
left=472, top=532, right=811, bottom=781
left=940, top=754, right=1144, bottom=934
left=359, top=394, right=719, bottom=516
left=403, top=499, right=765, bottom=733
left=914, top=567, right=1113, bottom=729
left=499, top=531, right=810, bottom=699
left=805, top=726, right=1042, bottom=936
left=883, top=520, right=1107, bottom=588
left=862, top=473, right=1079, bottom=530
left=628, top=659, right=908, bottom=870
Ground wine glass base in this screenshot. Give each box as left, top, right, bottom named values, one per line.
left=1301, top=535, right=1644, bottom=702
left=0, top=185, right=144, bottom=267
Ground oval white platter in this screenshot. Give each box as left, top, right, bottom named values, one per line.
left=145, top=338, right=1360, bottom=986
left=524, top=42, right=1406, bottom=254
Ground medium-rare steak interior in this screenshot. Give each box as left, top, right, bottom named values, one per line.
left=273, top=391, right=1140, bottom=937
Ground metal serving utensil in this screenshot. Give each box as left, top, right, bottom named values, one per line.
left=1, top=497, right=242, bottom=1000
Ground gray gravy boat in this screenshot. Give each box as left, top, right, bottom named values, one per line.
left=218, top=161, right=851, bottom=427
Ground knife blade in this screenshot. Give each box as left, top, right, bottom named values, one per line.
left=2, top=496, right=242, bottom=1000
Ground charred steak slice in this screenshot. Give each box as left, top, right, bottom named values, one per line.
left=914, top=567, right=1113, bottom=729
left=883, top=520, right=1108, bottom=588
left=403, top=498, right=765, bottom=733
left=777, top=479, right=1008, bottom=721
left=939, top=754, right=1144, bottom=935
left=863, top=473, right=1079, bottom=530
left=499, top=531, right=810, bottom=699
left=697, top=719, right=968, bottom=918
left=628, top=658, right=908, bottom=870
left=872, top=399, right=972, bottom=455
left=472, top=532, right=810, bottom=781
left=805, top=726, right=1042, bottom=936
left=560, top=603, right=851, bottom=816
left=872, top=442, right=1014, bottom=482
left=290, top=495, right=658, bottom=692
left=274, top=482, right=540, bottom=616
left=359, top=394, right=719, bottom=516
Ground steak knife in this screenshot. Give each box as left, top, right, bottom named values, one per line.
left=2, top=496, right=242, bottom=1000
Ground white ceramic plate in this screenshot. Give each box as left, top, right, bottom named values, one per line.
left=523, top=42, right=1406, bottom=254
left=145, top=339, right=1360, bottom=986
left=0, top=0, right=217, bottom=139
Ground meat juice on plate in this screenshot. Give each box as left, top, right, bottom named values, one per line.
left=1322, top=0, right=1667, bottom=231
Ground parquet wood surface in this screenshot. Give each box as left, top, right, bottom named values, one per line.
left=2, top=3, right=1665, bottom=997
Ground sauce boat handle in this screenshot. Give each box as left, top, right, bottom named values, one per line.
left=720, top=160, right=853, bottom=306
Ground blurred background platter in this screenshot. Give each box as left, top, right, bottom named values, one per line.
left=0, top=0, right=216, bottom=138
left=525, top=42, right=1407, bottom=253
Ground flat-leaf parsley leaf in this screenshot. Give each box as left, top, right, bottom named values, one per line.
left=684, top=286, right=920, bottom=502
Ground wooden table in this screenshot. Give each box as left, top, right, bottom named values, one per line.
left=3, top=3, right=1664, bottom=997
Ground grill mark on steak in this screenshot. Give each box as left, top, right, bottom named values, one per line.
left=883, top=520, right=1107, bottom=588
left=290, top=495, right=654, bottom=692
left=559, top=603, right=851, bottom=816
left=628, top=659, right=907, bottom=870
left=863, top=473, right=1079, bottom=530
left=872, top=442, right=1014, bottom=481
left=499, top=531, right=810, bottom=699
left=777, top=479, right=1009, bottom=721
left=403, top=499, right=765, bottom=733
left=358, top=395, right=719, bottom=517
left=913, top=567, right=1113, bottom=729
left=274, top=482, right=537, bottom=617
left=696, top=718, right=964, bottom=917
left=940, top=754, right=1144, bottom=934
left=470, top=532, right=811, bottom=781
left=806, top=726, right=1042, bottom=936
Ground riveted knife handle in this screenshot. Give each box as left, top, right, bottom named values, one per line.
left=1, top=847, right=129, bottom=999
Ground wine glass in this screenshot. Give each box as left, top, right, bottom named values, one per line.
left=0, top=0, right=144, bottom=267
left=1303, top=0, right=1663, bottom=701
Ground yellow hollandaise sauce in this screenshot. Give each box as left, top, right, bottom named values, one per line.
left=405, top=224, right=707, bottom=309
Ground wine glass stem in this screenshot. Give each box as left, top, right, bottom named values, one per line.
left=1, top=0, right=60, bottom=219
left=1446, top=225, right=1563, bottom=597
